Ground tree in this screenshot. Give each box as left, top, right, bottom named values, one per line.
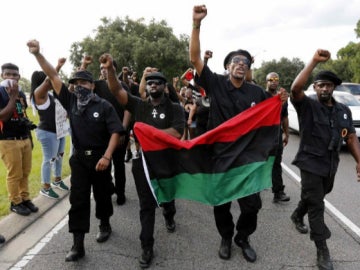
left=69, top=17, right=190, bottom=80
left=253, top=57, right=305, bottom=90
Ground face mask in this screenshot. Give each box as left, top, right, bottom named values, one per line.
left=74, top=85, right=94, bottom=111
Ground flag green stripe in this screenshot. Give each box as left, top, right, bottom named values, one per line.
left=151, top=156, right=274, bottom=206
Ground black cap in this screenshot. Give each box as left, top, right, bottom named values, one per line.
left=145, top=71, right=167, bottom=83
left=69, top=70, right=94, bottom=84
left=223, top=49, right=252, bottom=69
left=314, top=70, right=342, bottom=86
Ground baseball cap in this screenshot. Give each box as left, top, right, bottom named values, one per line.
left=69, top=70, right=94, bottom=84
left=145, top=71, right=167, bottom=83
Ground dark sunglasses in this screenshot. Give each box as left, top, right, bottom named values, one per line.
left=267, top=77, right=279, bottom=82
left=146, top=80, right=164, bottom=86
left=230, top=56, right=251, bottom=66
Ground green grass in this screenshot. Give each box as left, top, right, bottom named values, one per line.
left=0, top=110, right=71, bottom=219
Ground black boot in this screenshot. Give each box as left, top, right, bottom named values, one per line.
left=291, top=210, right=308, bottom=234
left=139, top=247, right=153, bottom=268
left=315, top=240, right=333, bottom=270
left=234, top=234, right=257, bottom=262
left=65, top=233, right=85, bottom=262
left=218, top=238, right=232, bottom=260
left=96, top=219, right=112, bottom=243
left=164, top=217, right=176, bottom=233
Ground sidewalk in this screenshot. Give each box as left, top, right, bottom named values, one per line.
left=0, top=176, right=71, bottom=245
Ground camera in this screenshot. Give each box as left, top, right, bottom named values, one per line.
left=19, top=118, right=37, bottom=130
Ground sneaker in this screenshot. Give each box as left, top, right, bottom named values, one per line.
left=22, top=200, right=39, bottom=212
left=51, top=180, right=69, bottom=191
left=10, top=202, right=31, bottom=216
left=40, top=187, right=59, bottom=199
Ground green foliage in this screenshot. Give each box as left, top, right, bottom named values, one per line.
left=253, top=57, right=305, bottom=90
left=69, top=17, right=190, bottom=80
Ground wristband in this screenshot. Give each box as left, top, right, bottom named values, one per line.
left=193, top=23, right=201, bottom=29
left=102, top=155, right=111, bottom=161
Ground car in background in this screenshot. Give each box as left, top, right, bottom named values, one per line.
left=307, top=82, right=360, bottom=101
left=288, top=90, right=360, bottom=139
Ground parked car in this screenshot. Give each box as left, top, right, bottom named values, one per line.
left=307, top=82, right=360, bottom=101
left=288, top=90, right=360, bottom=139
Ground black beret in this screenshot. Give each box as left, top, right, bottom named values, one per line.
left=314, top=70, right=342, bottom=86
left=145, top=71, right=167, bottom=83
left=223, top=49, right=252, bottom=69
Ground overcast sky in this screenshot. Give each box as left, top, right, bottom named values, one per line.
left=2, top=0, right=359, bottom=80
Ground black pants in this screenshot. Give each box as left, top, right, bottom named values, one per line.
left=272, top=136, right=285, bottom=194
left=294, top=170, right=334, bottom=241
left=213, top=193, right=262, bottom=240
left=68, top=152, right=114, bottom=233
left=131, top=157, right=176, bottom=250
left=112, top=134, right=129, bottom=196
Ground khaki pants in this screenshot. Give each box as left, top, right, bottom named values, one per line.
left=0, top=139, right=32, bottom=204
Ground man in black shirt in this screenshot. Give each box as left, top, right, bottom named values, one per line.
left=190, top=4, right=288, bottom=263
left=290, top=49, right=360, bottom=270
left=100, top=53, right=185, bottom=269
left=28, top=40, right=125, bottom=262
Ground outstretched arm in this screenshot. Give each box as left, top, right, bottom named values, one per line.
left=291, top=49, right=330, bottom=101
left=99, top=53, right=128, bottom=106
left=27, top=40, right=62, bottom=95
left=34, top=57, right=67, bottom=105
left=189, top=5, right=207, bottom=77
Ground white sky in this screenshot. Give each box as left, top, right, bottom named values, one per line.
left=2, top=0, right=359, bottom=80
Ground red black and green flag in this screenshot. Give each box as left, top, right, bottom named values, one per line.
left=133, top=96, right=282, bottom=206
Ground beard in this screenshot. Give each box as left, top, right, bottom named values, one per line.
left=319, top=93, right=331, bottom=102
left=149, top=91, right=163, bottom=99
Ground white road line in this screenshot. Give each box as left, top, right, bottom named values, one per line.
left=282, top=162, right=360, bottom=237
left=9, top=216, right=68, bottom=270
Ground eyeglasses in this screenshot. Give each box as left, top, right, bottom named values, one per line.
left=230, top=56, right=251, bottom=66
left=267, top=77, right=279, bottom=82
left=146, top=80, right=164, bottom=86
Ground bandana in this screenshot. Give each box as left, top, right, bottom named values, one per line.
left=73, top=86, right=95, bottom=113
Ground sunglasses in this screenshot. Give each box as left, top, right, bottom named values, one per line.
left=146, top=80, right=164, bottom=86
left=230, top=56, right=251, bottom=66
left=267, top=77, right=279, bottom=82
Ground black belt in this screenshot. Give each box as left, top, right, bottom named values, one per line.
left=74, top=149, right=104, bottom=156
left=0, top=135, right=29, bottom=140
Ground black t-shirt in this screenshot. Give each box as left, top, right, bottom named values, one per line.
left=0, top=87, right=29, bottom=138
left=35, top=93, right=56, bottom=133
left=125, top=93, right=185, bottom=135
left=195, top=65, right=267, bottom=130
left=54, top=83, right=124, bottom=150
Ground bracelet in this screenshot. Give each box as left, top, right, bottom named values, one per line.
left=193, top=23, right=201, bottom=29
left=102, top=155, right=111, bottom=161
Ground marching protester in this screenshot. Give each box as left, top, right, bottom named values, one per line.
left=100, top=53, right=185, bottom=269
left=290, top=49, right=360, bottom=270
left=189, top=4, right=288, bottom=263
left=27, top=39, right=125, bottom=262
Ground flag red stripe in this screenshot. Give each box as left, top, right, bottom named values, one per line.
left=134, top=95, right=281, bottom=152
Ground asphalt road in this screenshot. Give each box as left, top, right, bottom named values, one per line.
left=1, top=145, right=360, bottom=269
